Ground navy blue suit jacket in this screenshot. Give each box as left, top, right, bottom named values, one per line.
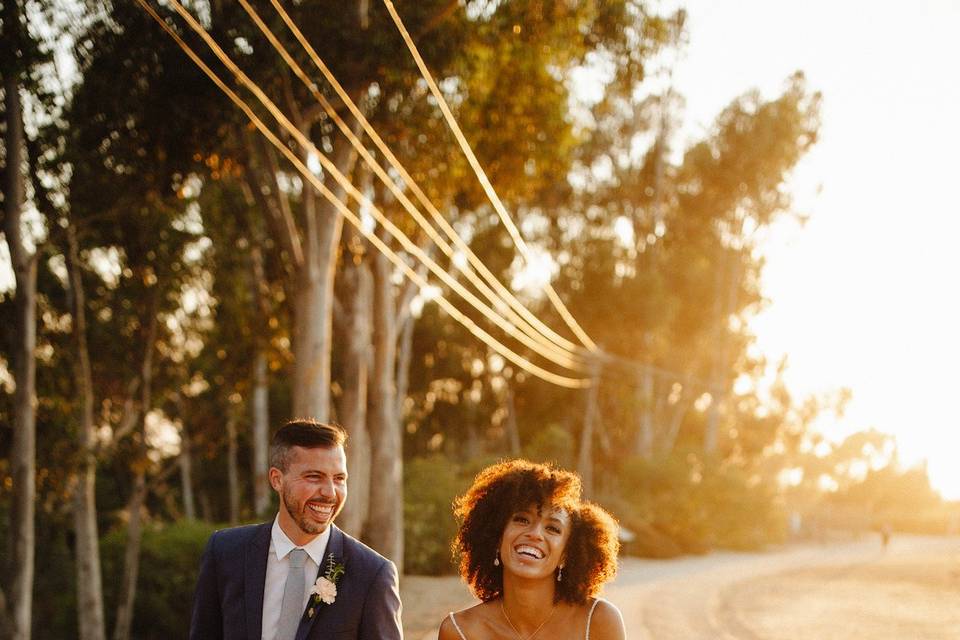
left=189, top=522, right=402, bottom=640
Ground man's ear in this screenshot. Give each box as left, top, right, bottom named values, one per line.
left=268, top=467, right=283, bottom=492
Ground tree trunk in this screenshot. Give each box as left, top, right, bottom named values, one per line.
left=463, top=393, right=482, bottom=461
left=66, top=223, right=107, bottom=640
left=2, top=17, right=37, bottom=635
left=365, top=240, right=402, bottom=566
left=661, top=391, right=690, bottom=456
left=247, top=233, right=271, bottom=519
left=636, top=366, right=655, bottom=460
left=179, top=440, right=196, bottom=521
left=112, top=306, right=157, bottom=640
left=705, top=252, right=741, bottom=455
left=335, top=244, right=372, bottom=536
left=226, top=413, right=240, bottom=525
left=173, top=393, right=197, bottom=520
left=577, top=362, right=602, bottom=497
left=393, top=270, right=423, bottom=424
left=394, top=312, right=415, bottom=425
left=504, top=382, right=521, bottom=456
left=290, top=133, right=359, bottom=420
left=111, top=473, right=146, bottom=640
left=704, top=256, right=726, bottom=456
left=250, top=349, right=270, bottom=518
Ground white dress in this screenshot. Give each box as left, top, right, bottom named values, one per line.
left=448, top=598, right=605, bottom=640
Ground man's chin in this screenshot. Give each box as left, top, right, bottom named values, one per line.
left=298, top=512, right=334, bottom=533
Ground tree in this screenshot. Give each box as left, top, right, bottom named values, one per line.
left=1, top=0, right=47, bottom=634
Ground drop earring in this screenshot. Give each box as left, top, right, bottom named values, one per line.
left=557, top=565, right=563, bottom=582
left=494, top=552, right=500, bottom=567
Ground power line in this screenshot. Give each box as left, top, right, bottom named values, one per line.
left=160, top=0, right=589, bottom=374
left=382, top=0, right=600, bottom=353
left=239, top=0, right=589, bottom=369
left=134, top=0, right=592, bottom=389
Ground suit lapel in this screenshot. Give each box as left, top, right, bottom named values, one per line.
left=295, top=525, right=346, bottom=640
left=245, top=523, right=272, bottom=640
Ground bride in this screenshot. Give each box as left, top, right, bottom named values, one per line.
left=439, top=460, right=625, bottom=640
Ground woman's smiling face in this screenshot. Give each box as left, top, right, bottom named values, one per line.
left=499, top=503, right=572, bottom=580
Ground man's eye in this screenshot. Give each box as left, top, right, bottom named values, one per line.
left=513, top=515, right=528, bottom=523
left=547, top=525, right=561, bottom=534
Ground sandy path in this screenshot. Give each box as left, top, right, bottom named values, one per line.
left=401, top=535, right=960, bottom=640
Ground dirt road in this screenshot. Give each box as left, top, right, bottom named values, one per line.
left=403, top=535, right=960, bottom=640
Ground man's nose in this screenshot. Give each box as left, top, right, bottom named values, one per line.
left=317, top=476, right=335, bottom=497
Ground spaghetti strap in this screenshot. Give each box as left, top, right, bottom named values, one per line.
left=448, top=612, right=468, bottom=640
left=585, top=598, right=604, bottom=640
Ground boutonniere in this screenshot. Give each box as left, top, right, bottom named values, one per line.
left=307, top=553, right=346, bottom=618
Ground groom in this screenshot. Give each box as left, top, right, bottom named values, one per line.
left=189, top=419, right=403, bottom=639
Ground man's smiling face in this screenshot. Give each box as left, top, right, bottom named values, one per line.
left=270, top=444, right=348, bottom=544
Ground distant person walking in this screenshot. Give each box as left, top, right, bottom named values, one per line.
left=439, top=459, right=625, bottom=640
left=880, top=523, right=892, bottom=551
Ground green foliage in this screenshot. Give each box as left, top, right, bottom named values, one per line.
left=101, top=520, right=217, bottom=639
left=403, top=456, right=471, bottom=575
left=522, top=423, right=576, bottom=469
left=403, top=452, right=528, bottom=575
left=612, top=454, right=786, bottom=556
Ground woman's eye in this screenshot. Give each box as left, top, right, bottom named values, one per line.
left=547, top=525, right=561, bottom=534
left=513, top=515, right=528, bottom=523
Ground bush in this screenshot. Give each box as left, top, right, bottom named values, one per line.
left=101, top=519, right=217, bottom=639
left=522, top=423, right=576, bottom=469
left=613, top=454, right=787, bottom=556
left=403, top=456, right=472, bottom=575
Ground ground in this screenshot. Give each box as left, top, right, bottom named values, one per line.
left=399, top=535, right=960, bottom=640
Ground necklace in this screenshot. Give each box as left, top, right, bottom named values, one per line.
left=499, top=599, right=555, bottom=640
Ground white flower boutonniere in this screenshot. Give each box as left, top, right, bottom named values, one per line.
left=307, top=553, right=345, bottom=618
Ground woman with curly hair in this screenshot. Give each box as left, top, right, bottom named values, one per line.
left=438, top=459, right=625, bottom=640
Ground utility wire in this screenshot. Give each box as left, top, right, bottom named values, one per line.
left=135, top=0, right=591, bottom=389
left=160, top=0, right=589, bottom=373
left=240, top=0, right=588, bottom=368
left=382, top=0, right=599, bottom=353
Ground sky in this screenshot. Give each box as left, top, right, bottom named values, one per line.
left=665, top=0, right=960, bottom=497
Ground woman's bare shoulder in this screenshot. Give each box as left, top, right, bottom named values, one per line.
left=438, top=614, right=462, bottom=640
left=439, top=602, right=491, bottom=640
left=587, top=598, right=625, bottom=640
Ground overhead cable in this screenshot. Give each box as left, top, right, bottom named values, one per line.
left=382, top=0, right=600, bottom=352
left=135, top=0, right=592, bottom=388
left=240, top=0, right=588, bottom=368
left=159, top=0, right=588, bottom=373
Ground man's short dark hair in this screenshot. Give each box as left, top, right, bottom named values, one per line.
left=270, top=419, right=347, bottom=471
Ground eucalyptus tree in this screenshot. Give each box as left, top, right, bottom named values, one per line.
left=0, top=0, right=59, bottom=635
left=52, top=3, right=226, bottom=637
left=545, top=70, right=821, bottom=472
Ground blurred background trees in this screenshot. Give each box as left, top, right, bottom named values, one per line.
left=1, top=0, right=956, bottom=638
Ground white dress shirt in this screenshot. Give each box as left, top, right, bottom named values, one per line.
left=261, top=517, right=331, bottom=640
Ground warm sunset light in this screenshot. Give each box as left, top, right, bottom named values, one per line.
left=671, top=0, right=960, bottom=499
left=3, top=2, right=958, bottom=639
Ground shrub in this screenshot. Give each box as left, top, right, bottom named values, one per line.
left=403, top=456, right=471, bottom=575
left=101, top=519, right=217, bottom=639
left=522, top=423, right=576, bottom=469
left=613, top=454, right=787, bottom=556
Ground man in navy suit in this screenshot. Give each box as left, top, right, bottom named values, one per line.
left=189, top=419, right=402, bottom=640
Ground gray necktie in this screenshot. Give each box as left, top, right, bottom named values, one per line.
left=277, top=548, right=307, bottom=640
